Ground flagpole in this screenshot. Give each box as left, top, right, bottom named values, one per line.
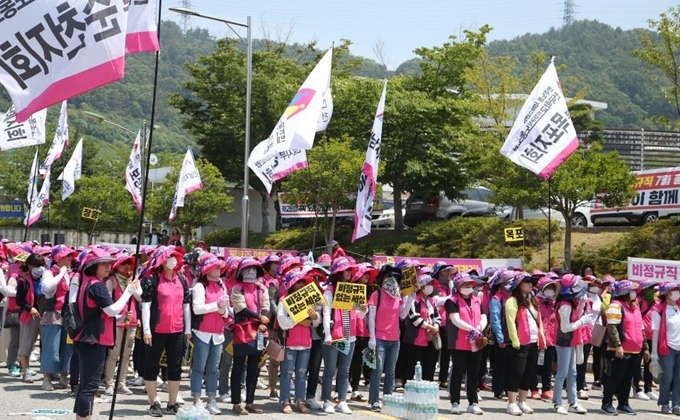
left=23, top=146, right=39, bottom=242
left=548, top=178, right=552, bottom=270
left=108, top=0, right=163, bottom=415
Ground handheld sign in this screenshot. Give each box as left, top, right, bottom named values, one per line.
left=283, top=282, right=325, bottom=324
left=331, top=282, right=366, bottom=310
left=400, top=266, right=418, bottom=297
left=159, top=349, right=168, bottom=367
left=504, top=227, right=525, bottom=242
left=332, top=339, right=351, bottom=355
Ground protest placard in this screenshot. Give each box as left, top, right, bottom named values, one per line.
left=504, top=227, right=525, bottom=242
left=400, top=266, right=418, bottom=297
left=331, top=282, right=366, bottom=310
left=283, top=282, right=325, bottom=324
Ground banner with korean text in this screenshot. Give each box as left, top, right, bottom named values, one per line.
left=627, top=257, right=680, bottom=283
left=372, top=256, right=523, bottom=273
left=210, top=247, right=295, bottom=259
left=331, top=282, right=366, bottom=310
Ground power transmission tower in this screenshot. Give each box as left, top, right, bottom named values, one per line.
left=180, top=0, right=191, bottom=33
left=563, top=0, right=575, bottom=26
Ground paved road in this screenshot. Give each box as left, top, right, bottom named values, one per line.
left=0, top=362, right=670, bottom=419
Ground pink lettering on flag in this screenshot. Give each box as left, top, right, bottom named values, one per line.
left=537, top=137, right=580, bottom=180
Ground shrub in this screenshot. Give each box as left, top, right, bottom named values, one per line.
left=203, top=228, right=242, bottom=247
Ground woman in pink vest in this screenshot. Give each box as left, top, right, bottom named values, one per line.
left=321, top=257, right=357, bottom=415
left=103, top=253, right=141, bottom=396
left=504, top=272, right=547, bottom=416
left=230, top=257, right=270, bottom=415
left=632, top=280, right=658, bottom=401
left=265, top=254, right=285, bottom=399
left=73, top=248, right=140, bottom=420
left=0, top=257, right=23, bottom=377
left=601, top=280, right=650, bottom=416
left=652, top=282, right=680, bottom=414
left=552, top=274, right=592, bottom=415
left=445, top=273, right=487, bottom=415
left=141, top=246, right=192, bottom=417
left=489, top=269, right=516, bottom=400
left=277, top=270, right=320, bottom=414
left=349, top=262, right=374, bottom=403
left=15, top=252, right=46, bottom=383
left=40, top=245, right=76, bottom=391
left=575, top=275, right=602, bottom=400
left=430, top=261, right=456, bottom=390
left=190, top=253, right=231, bottom=415
left=532, top=275, right=559, bottom=402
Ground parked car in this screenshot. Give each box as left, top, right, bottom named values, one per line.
left=404, top=187, right=495, bottom=227
left=497, top=206, right=567, bottom=227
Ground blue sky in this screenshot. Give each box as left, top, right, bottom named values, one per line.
left=162, top=0, right=679, bottom=68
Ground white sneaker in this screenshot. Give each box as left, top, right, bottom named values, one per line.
left=306, top=398, right=322, bottom=410
left=42, top=378, right=54, bottom=391
left=507, top=403, right=523, bottom=416
left=128, top=376, right=144, bottom=386
left=156, top=376, right=163, bottom=386
left=647, top=391, right=659, bottom=401
left=175, top=394, right=185, bottom=404
left=555, top=405, right=568, bottom=415
left=105, top=385, right=114, bottom=396
left=159, top=381, right=168, bottom=392
left=219, top=393, right=231, bottom=403
left=468, top=403, right=484, bottom=415
left=257, top=379, right=267, bottom=390
left=569, top=403, right=588, bottom=414
left=634, top=391, right=650, bottom=401
left=118, top=385, right=133, bottom=395
left=336, top=401, right=352, bottom=415
left=323, top=400, right=335, bottom=414
left=450, top=403, right=461, bottom=415
left=207, top=400, right=221, bottom=415
left=518, top=402, right=534, bottom=414
left=478, top=393, right=483, bottom=401
left=577, top=390, right=589, bottom=400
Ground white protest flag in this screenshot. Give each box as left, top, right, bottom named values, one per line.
left=40, top=101, right=69, bottom=174
left=0, top=0, right=129, bottom=122
left=57, top=138, right=83, bottom=201
left=169, top=149, right=203, bottom=222
left=27, top=148, right=39, bottom=204
left=124, top=131, right=143, bottom=211
left=248, top=48, right=333, bottom=193
left=0, top=106, right=47, bottom=151
left=126, top=0, right=159, bottom=54
left=500, top=60, right=580, bottom=180
left=352, top=80, right=387, bottom=242
left=24, top=160, right=49, bottom=227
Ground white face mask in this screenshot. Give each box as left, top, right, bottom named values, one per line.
left=629, top=291, right=637, bottom=300
left=165, top=257, right=178, bottom=270
left=543, top=290, right=555, bottom=299
left=459, top=287, right=474, bottom=296
left=589, top=286, right=600, bottom=294
left=423, top=285, right=434, bottom=296
left=669, top=291, right=680, bottom=302
left=207, top=268, right=221, bottom=281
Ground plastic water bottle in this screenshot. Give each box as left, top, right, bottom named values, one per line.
left=257, top=331, right=264, bottom=351
left=538, top=349, right=545, bottom=366
left=414, top=361, right=422, bottom=382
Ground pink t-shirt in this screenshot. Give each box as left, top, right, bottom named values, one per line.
left=368, top=290, right=401, bottom=342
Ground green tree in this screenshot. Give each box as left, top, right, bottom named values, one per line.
left=147, top=158, right=233, bottom=244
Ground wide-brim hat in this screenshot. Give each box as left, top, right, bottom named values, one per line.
left=635, top=280, right=656, bottom=291
left=378, top=264, right=402, bottom=281
left=236, top=257, right=264, bottom=281
left=198, top=252, right=226, bottom=276
left=431, top=261, right=455, bottom=279
left=280, top=255, right=303, bottom=274
left=536, top=276, right=559, bottom=292
left=559, top=279, right=588, bottom=300
left=454, top=272, right=475, bottom=289
left=331, top=257, right=354, bottom=275
left=612, top=280, right=635, bottom=297
left=51, top=245, right=78, bottom=263
left=283, top=270, right=313, bottom=292
left=263, top=255, right=281, bottom=268
left=659, top=282, right=680, bottom=296
left=490, top=269, right=516, bottom=288
left=302, top=264, right=330, bottom=280
left=82, top=248, right=115, bottom=270
left=417, top=274, right=434, bottom=288
left=112, top=254, right=135, bottom=271
left=507, top=272, right=532, bottom=291
left=351, top=263, right=378, bottom=283
left=150, top=246, right=183, bottom=271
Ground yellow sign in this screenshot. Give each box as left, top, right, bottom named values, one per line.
left=283, top=282, right=326, bottom=324
left=504, top=227, right=525, bottom=242
left=331, top=282, right=366, bottom=310
left=159, top=348, right=168, bottom=367
left=225, top=340, right=233, bottom=356
left=400, top=266, right=418, bottom=297
left=81, top=207, right=101, bottom=221
left=66, top=335, right=73, bottom=345
left=184, top=341, right=195, bottom=365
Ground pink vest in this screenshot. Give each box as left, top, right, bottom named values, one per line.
left=280, top=297, right=312, bottom=348
left=414, top=294, right=435, bottom=347
left=556, top=301, right=583, bottom=347
left=510, top=297, right=546, bottom=348
left=76, top=276, right=115, bottom=347
left=18, top=274, right=35, bottom=324
left=656, top=302, right=673, bottom=356
left=638, top=298, right=655, bottom=341
left=537, top=297, right=556, bottom=347
left=371, top=290, right=401, bottom=342
left=355, top=316, right=369, bottom=338
left=328, top=285, right=357, bottom=340
left=196, top=282, right=227, bottom=334
left=580, top=300, right=593, bottom=344
left=232, top=283, right=265, bottom=344
left=619, top=301, right=644, bottom=354
left=480, top=288, right=491, bottom=315
left=112, top=279, right=137, bottom=328
left=451, top=294, right=482, bottom=351
left=154, top=272, right=185, bottom=334
left=50, top=266, right=68, bottom=313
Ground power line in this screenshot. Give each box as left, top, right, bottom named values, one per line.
left=180, top=0, right=191, bottom=33
left=563, top=0, right=576, bottom=26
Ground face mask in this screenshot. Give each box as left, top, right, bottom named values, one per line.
left=31, top=267, right=44, bottom=278
left=382, top=277, right=400, bottom=298
left=629, top=291, right=637, bottom=300
left=423, top=285, right=434, bottom=296
left=669, top=291, right=680, bottom=302
left=165, top=257, right=178, bottom=270
left=543, top=290, right=555, bottom=299
left=242, top=267, right=258, bottom=283
left=458, top=287, right=473, bottom=296
left=589, top=286, right=599, bottom=294
left=207, top=268, right=221, bottom=281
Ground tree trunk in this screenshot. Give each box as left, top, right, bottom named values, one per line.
left=183, top=225, right=191, bottom=246
left=393, top=181, right=404, bottom=231
left=329, top=205, right=337, bottom=256
left=260, top=191, right=271, bottom=234
left=274, top=196, right=282, bottom=230
left=563, top=217, right=572, bottom=271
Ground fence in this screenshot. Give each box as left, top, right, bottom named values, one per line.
left=0, top=227, right=134, bottom=247
left=602, top=129, right=680, bottom=171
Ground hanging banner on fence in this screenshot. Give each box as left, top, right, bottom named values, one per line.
left=210, top=247, right=295, bottom=259
left=627, top=257, right=680, bottom=283
left=282, top=281, right=326, bottom=324
left=504, top=227, right=525, bottom=242
left=400, top=265, right=418, bottom=297
left=331, top=282, right=366, bottom=310
left=372, top=256, right=523, bottom=273
left=0, top=202, right=24, bottom=218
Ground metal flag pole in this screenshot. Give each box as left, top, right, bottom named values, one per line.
left=23, top=146, right=40, bottom=242
left=108, top=6, right=162, bottom=420
left=547, top=178, right=552, bottom=270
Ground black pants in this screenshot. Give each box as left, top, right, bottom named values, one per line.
left=70, top=348, right=80, bottom=389
left=449, top=349, right=482, bottom=405
left=73, top=342, right=107, bottom=417
left=477, top=344, right=490, bottom=388
left=133, top=334, right=145, bottom=375
left=633, top=340, right=653, bottom=393
left=402, top=342, right=438, bottom=382
left=592, top=343, right=603, bottom=383
left=577, top=343, right=592, bottom=391
left=143, top=332, right=184, bottom=382
left=349, top=336, right=372, bottom=391
left=306, top=339, right=323, bottom=400
left=492, top=343, right=509, bottom=396
left=603, top=351, right=641, bottom=407
left=439, top=332, right=451, bottom=383
left=531, top=346, right=556, bottom=392
left=231, top=353, right=260, bottom=404
left=507, top=344, right=539, bottom=393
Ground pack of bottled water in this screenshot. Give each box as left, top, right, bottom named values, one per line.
left=383, top=380, right=438, bottom=420
left=175, top=404, right=211, bottom=420
left=383, top=394, right=405, bottom=418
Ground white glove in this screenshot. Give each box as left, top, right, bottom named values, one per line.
left=324, top=332, right=332, bottom=344
left=368, top=338, right=376, bottom=350
left=125, top=281, right=140, bottom=294
left=651, top=353, right=659, bottom=362
left=579, top=313, right=595, bottom=326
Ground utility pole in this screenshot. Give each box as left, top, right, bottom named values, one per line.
left=563, top=0, right=576, bottom=27
left=180, top=0, right=191, bottom=33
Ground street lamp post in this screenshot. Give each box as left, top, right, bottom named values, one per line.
left=169, top=7, right=252, bottom=249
